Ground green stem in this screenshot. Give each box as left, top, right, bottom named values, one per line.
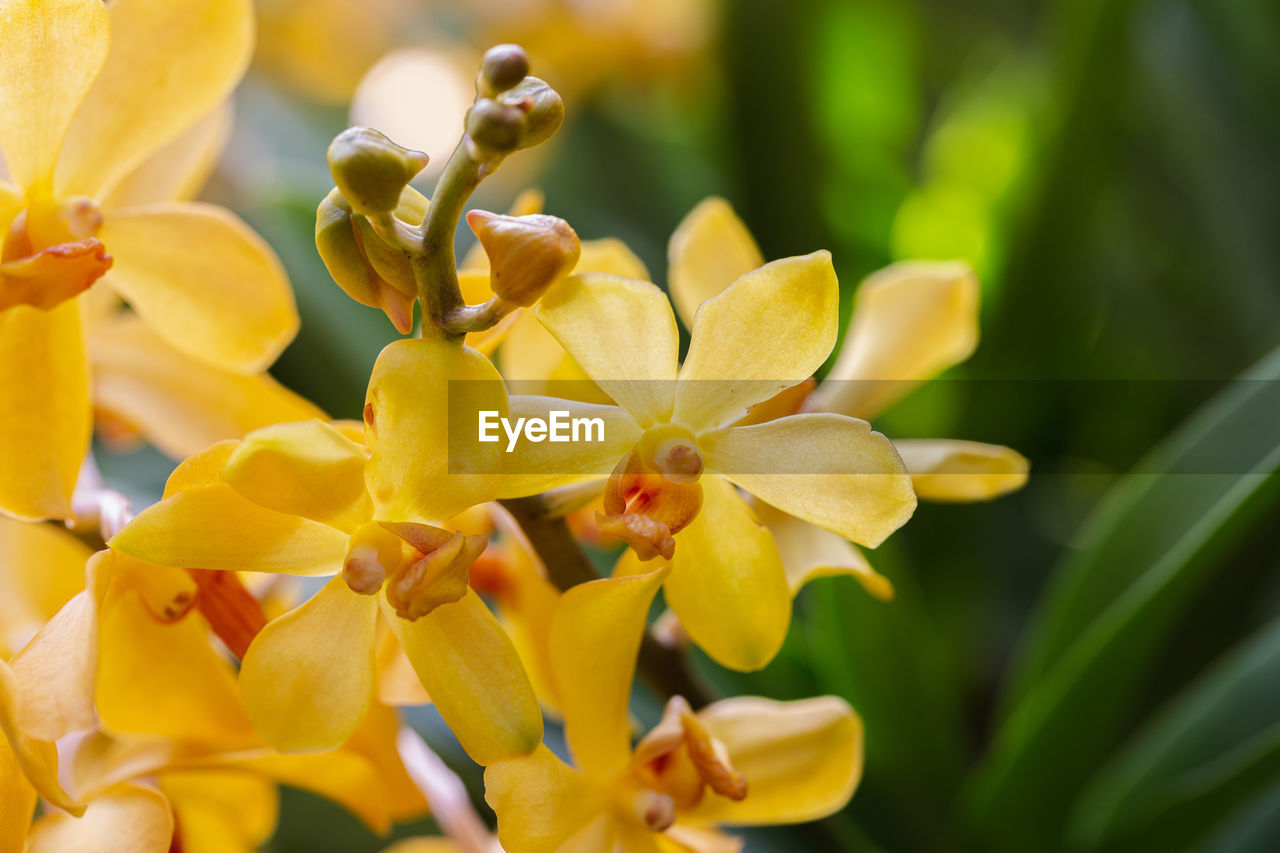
left=498, top=496, right=717, bottom=708
left=415, top=139, right=483, bottom=339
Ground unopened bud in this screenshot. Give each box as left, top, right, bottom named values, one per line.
left=328, top=126, right=428, bottom=217
left=466, top=210, right=580, bottom=306
left=466, top=98, right=527, bottom=156
left=498, top=77, right=564, bottom=150
left=479, top=44, right=529, bottom=96
left=316, top=187, right=424, bottom=333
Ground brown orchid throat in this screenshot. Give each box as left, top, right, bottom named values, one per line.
left=597, top=426, right=704, bottom=561
left=342, top=520, right=488, bottom=620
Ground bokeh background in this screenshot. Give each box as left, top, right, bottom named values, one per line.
left=98, top=0, right=1280, bottom=850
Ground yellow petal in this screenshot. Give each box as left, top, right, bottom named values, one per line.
left=661, top=825, right=744, bottom=853
left=484, top=745, right=602, bottom=853
left=674, top=253, right=837, bottom=433
left=0, top=658, right=80, bottom=815
left=109, top=484, right=349, bottom=576
left=813, top=260, right=979, bottom=419
left=98, top=203, right=298, bottom=373
left=895, top=439, right=1029, bottom=502
left=341, top=699, right=429, bottom=822
left=701, top=414, right=916, bottom=548
left=240, top=578, right=377, bottom=753
left=365, top=339, right=507, bottom=523
left=163, top=441, right=240, bottom=496
left=576, top=237, right=651, bottom=280
left=221, top=420, right=371, bottom=534
left=90, top=313, right=325, bottom=460
left=9, top=590, right=96, bottom=741
left=534, top=274, right=678, bottom=427
left=0, top=302, right=90, bottom=521
left=383, top=589, right=542, bottom=766
left=664, top=477, right=790, bottom=672
left=226, top=749, right=393, bottom=834
left=96, top=580, right=255, bottom=746
left=496, top=397, right=640, bottom=498
left=550, top=569, right=668, bottom=778
left=55, top=0, right=253, bottom=197
left=1, top=727, right=36, bottom=853
left=375, top=624, right=431, bottom=706
left=687, top=696, right=863, bottom=825
left=753, top=501, right=893, bottom=601
left=497, top=310, right=588, bottom=394
left=102, top=103, right=232, bottom=210
left=27, top=783, right=174, bottom=853
left=162, top=770, right=278, bottom=853
left=0, top=515, right=90, bottom=658
left=0, top=0, right=107, bottom=190
left=667, top=197, right=764, bottom=329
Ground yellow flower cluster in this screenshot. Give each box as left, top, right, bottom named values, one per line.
left=0, top=3, right=1026, bottom=851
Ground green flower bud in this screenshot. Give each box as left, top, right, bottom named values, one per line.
left=498, top=77, right=564, bottom=150
left=316, top=186, right=429, bottom=334
left=465, top=98, right=528, bottom=156
left=327, top=126, right=428, bottom=218
left=466, top=209, right=581, bottom=307
left=479, top=44, right=529, bottom=96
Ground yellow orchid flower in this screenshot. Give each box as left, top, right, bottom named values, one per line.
left=1, top=547, right=428, bottom=851
left=498, top=253, right=917, bottom=670
left=665, top=197, right=1030, bottom=600
left=0, top=0, right=300, bottom=522
left=485, top=569, right=864, bottom=852
left=109, top=417, right=542, bottom=766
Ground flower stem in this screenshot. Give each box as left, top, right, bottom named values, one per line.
left=498, top=496, right=716, bottom=708
left=414, top=139, right=483, bottom=339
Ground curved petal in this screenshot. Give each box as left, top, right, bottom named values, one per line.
left=0, top=0, right=107, bottom=190
left=99, top=202, right=298, bottom=373
left=495, top=397, right=640, bottom=499
left=227, top=750, right=392, bottom=835
left=1, top=729, right=36, bottom=853
left=550, top=569, right=668, bottom=778
left=484, top=745, right=601, bottom=853
left=221, top=420, right=371, bottom=534
left=162, top=770, right=277, bottom=853
left=702, top=414, right=916, bottom=548
left=754, top=501, right=893, bottom=601
left=576, top=237, right=651, bottom=280
left=109, top=484, right=349, bottom=576
left=0, top=302, right=90, bottom=521
left=813, top=260, right=979, bottom=419
left=895, top=439, right=1029, bottom=502
left=163, top=441, right=240, bottom=496
left=240, top=578, right=377, bottom=753
left=667, top=197, right=763, bottom=328
left=55, top=0, right=253, bottom=197
left=0, top=516, right=90, bottom=658
left=101, top=103, right=232, bottom=210
left=365, top=339, right=507, bottom=523
left=0, top=659, right=80, bottom=815
left=27, top=783, right=174, bottom=853
left=9, top=590, right=97, bottom=741
left=384, top=589, right=542, bottom=765
left=688, top=696, right=862, bottom=825
left=91, top=313, right=324, bottom=460
left=533, top=274, right=678, bottom=427
left=96, top=585, right=255, bottom=746
left=674, top=252, right=838, bottom=433
left=664, top=477, right=790, bottom=672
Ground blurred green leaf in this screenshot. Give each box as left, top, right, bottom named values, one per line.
left=1069, top=616, right=1280, bottom=850
left=965, top=344, right=1280, bottom=848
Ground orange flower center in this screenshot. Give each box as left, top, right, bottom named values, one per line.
left=597, top=425, right=704, bottom=560
left=342, top=521, right=488, bottom=620
left=0, top=196, right=112, bottom=311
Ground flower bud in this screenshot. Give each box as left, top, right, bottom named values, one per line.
left=466, top=210, right=581, bottom=307
left=479, top=43, right=529, bottom=96
left=315, top=187, right=424, bottom=333
left=465, top=98, right=527, bottom=156
left=327, top=126, right=428, bottom=217
left=498, top=77, right=564, bottom=150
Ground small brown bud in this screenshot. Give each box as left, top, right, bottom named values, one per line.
left=465, top=210, right=580, bottom=306
left=465, top=98, right=527, bottom=155
left=479, top=44, right=529, bottom=96
left=497, top=77, right=564, bottom=150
